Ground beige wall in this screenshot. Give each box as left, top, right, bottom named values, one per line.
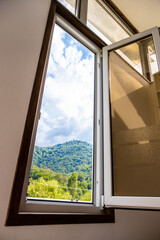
left=111, top=0, right=160, bottom=32
left=1, top=0, right=160, bottom=239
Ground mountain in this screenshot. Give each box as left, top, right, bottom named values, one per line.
left=32, top=140, right=93, bottom=175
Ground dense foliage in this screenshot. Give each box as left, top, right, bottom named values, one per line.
left=32, top=140, right=92, bottom=176
left=28, top=141, right=93, bottom=202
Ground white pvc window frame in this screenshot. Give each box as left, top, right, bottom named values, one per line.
left=103, top=26, right=160, bottom=210
left=19, top=14, right=104, bottom=214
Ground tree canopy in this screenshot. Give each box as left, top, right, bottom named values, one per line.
left=28, top=140, right=93, bottom=202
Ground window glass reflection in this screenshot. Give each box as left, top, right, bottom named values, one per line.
left=109, top=36, right=160, bottom=197
left=87, top=0, right=130, bottom=44
left=58, top=0, right=76, bottom=14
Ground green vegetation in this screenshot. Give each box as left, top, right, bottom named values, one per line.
left=27, top=140, right=92, bottom=202
left=32, top=140, right=92, bottom=175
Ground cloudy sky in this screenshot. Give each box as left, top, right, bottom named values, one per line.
left=35, top=24, right=95, bottom=147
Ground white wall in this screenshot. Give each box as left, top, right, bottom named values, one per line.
left=1, top=1, right=160, bottom=239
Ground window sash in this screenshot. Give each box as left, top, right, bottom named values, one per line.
left=19, top=13, right=103, bottom=214
left=103, top=26, right=160, bottom=210
left=7, top=0, right=141, bottom=225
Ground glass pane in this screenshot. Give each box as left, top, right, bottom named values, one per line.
left=118, top=36, right=159, bottom=81
left=27, top=24, right=95, bottom=203
left=87, top=0, right=130, bottom=44
left=57, top=0, right=76, bottom=14
left=109, top=35, right=160, bottom=197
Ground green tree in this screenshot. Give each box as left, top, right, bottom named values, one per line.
left=67, top=172, right=78, bottom=199
left=78, top=172, right=85, bottom=182
left=28, top=177, right=72, bottom=200
left=79, top=190, right=92, bottom=202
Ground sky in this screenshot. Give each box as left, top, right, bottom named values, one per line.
left=35, top=24, right=95, bottom=147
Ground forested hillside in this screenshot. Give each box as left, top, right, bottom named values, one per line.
left=32, top=140, right=92, bottom=176
left=27, top=140, right=93, bottom=202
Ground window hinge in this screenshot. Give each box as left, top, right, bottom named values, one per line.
left=98, top=119, right=101, bottom=125
left=100, top=50, right=102, bottom=58
left=100, top=195, right=105, bottom=210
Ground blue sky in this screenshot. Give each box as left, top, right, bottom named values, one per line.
left=35, top=24, right=95, bottom=147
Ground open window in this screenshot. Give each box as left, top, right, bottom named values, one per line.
left=19, top=17, right=104, bottom=214
left=103, top=27, right=160, bottom=209
left=6, top=0, right=115, bottom=226
left=6, top=0, right=160, bottom=227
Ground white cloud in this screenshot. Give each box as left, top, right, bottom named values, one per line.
left=35, top=24, right=95, bottom=147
